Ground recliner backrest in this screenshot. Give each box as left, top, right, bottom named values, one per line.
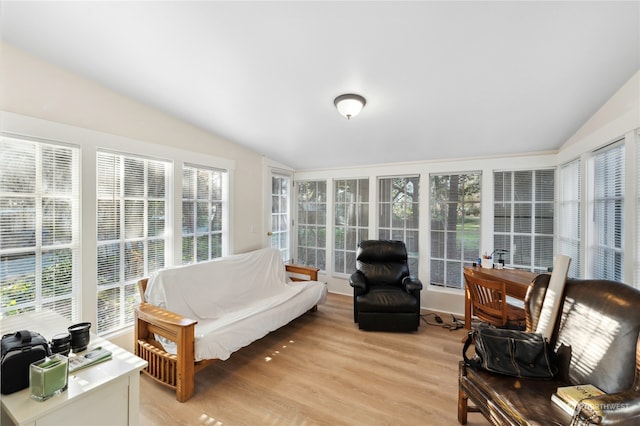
left=355, top=240, right=410, bottom=287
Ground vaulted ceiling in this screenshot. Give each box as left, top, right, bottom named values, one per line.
left=2, top=1, right=639, bottom=170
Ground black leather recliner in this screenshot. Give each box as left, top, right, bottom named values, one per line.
left=349, top=240, right=423, bottom=332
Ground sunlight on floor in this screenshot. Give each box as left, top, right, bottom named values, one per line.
left=265, top=340, right=295, bottom=362
left=198, top=413, right=224, bottom=425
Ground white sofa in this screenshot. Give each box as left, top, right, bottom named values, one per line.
left=134, top=247, right=326, bottom=401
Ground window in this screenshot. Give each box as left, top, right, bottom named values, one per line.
left=96, top=152, right=169, bottom=334
left=182, top=165, right=227, bottom=264
left=296, top=180, right=327, bottom=270
left=334, top=179, right=369, bottom=274
left=558, top=159, right=581, bottom=278
left=592, top=142, right=624, bottom=281
left=494, top=169, right=555, bottom=273
left=271, top=173, right=291, bottom=261
left=378, top=176, right=420, bottom=275
left=430, top=173, right=481, bottom=289
left=0, top=135, right=80, bottom=321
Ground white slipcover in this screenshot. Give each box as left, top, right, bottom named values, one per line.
left=144, top=248, right=327, bottom=361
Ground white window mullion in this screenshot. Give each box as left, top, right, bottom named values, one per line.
left=34, top=144, right=43, bottom=308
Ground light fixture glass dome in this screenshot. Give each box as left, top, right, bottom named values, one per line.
left=334, top=94, right=366, bottom=120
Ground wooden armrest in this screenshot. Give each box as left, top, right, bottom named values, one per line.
left=286, top=263, right=320, bottom=281
left=135, top=302, right=198, bottom=402
left=135, top=302, right=197, bottom=328
left=135, top=303, right=197, bottom=355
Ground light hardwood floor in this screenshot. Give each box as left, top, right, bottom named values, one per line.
left=139, top=292, right=489, bottom=426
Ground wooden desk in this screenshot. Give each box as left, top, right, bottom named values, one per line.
left=463, top=266, right=541, bottom=330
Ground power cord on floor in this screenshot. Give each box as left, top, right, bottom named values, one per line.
left=420, top=313, right=465, bottom=331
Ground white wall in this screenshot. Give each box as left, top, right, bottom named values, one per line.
left=558, top=71, right=639, bottom=164
left=0, top=42, right=267, bottom=254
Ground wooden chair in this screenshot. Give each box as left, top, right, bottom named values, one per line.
left=463, top=271, right=525, bottom=329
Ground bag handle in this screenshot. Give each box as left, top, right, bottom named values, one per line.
left=462, top=331, right=480, bottom=368
left=15, top=330, right=32, bottom=344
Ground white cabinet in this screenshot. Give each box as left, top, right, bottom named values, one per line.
left=1, top=311, right=147, bottom=426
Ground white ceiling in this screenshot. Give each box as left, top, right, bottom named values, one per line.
left=2, top=1, right=639, bottom=170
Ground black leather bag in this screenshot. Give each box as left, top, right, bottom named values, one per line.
left=463, top=325, right=557, bottom=379
left=1, top=330, right=51, bottom=394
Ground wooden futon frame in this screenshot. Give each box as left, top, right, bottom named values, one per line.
left=134, top=263, right=319, bottom=402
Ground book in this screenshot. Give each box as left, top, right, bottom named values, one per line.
left=556, top=384, right=605, bottom=406
left=68, top=346, right=112, bottom=373
left=552, top=384, right=605, bottom=416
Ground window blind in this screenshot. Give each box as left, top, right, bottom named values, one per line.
left=592, top=141, right=624, bottom=281
left=1, top=135, right=80, bottom=321
left=558, top=159, right=581, bottom=278
left=96, top=151, right=169, bottom=334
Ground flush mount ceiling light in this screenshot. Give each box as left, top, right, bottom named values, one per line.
left=334, top=94, right=366, bottom=120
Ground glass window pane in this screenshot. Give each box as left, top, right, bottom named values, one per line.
left=0, top=197, right=35, bottom=249
left=43, top=199, right=72, bottom=245
left=124, top=158, right=144, bottom=197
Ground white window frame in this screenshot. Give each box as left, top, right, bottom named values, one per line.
left=295, top=179, right=327, bottom=270
left=0, top=133, right=81, bottom=321
left=378, top=175, right=420, bottom=276
left=181, top=164, right=229, bottom=264
left=588, top=140, right=625, bottom=282
left=96, top=150, right=170, bottom=334
left=429, top=172, right=481, bottom=290
left=333, top=178, right=369, bottom=276
left=557, top=158, right=582, bottom=278
left=493, top=169, right=555, bottom=273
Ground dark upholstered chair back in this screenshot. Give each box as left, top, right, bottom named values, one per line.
left=527, top=274, right=640, bottom=393
left=356, top=240, right=410, bottom=287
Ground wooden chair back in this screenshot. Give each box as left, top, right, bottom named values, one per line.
left=464, top=272, right=508, bottom=326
